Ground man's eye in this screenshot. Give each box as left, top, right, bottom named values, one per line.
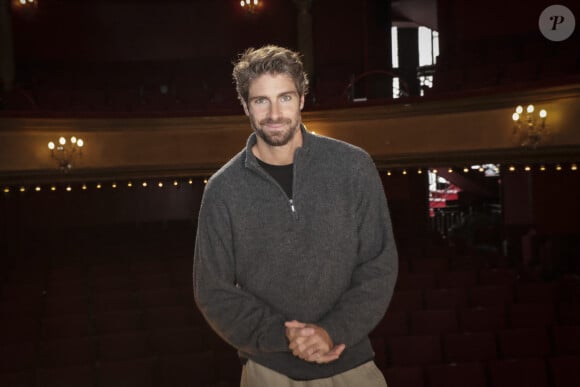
left=281, top=95, right=292, bottom=102
left=254, top=98, right=267, bottom=104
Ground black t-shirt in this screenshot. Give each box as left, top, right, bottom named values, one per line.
left=257, top=158, right=294, bottom=199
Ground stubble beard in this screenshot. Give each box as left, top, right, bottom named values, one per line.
left=252, top=117, right=301, bottom=147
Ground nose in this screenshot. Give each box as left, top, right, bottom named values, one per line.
left=268, top=101, right=281, bottom=120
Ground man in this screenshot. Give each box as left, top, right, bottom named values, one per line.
left=193, top=45, right=398, bottom=386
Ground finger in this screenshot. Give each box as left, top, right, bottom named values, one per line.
left=285, top=320, right=306, bottom=328
left=296, top=327, right=315, bottom=336
left=314, top=344, right=346, bottom=364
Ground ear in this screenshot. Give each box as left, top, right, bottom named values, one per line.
left=241, top=100, right=250, bottom=116
left=299, top=94, right=305, bottom=111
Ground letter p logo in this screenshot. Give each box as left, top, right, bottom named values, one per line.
left=539, top=5, right=576, bottom=41
left=550, top=15, right=566, bottom=30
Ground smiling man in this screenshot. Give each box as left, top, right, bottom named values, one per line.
left=193, top=45, right=398, bottom=386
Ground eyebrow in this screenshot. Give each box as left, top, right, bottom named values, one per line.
left=248, top=90, right=299, bottom=102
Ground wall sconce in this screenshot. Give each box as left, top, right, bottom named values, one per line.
left=48, top=136, right=84, bottom=171
left=240, top=0, right=260, bottom=14
left=511, top=104, right=548, bottom=148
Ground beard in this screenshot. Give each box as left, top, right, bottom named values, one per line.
left=251, top=116, right=301, bottom=147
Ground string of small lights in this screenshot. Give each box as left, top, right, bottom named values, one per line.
left=2, top=177, right=210, bottom=195
left=2, top=162, right=577, bottom=196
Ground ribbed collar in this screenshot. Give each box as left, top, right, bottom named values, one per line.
left=244, top=124, right=311, bottom=170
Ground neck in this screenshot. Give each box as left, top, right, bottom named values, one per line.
left=252, top=128, right=303, bottom=165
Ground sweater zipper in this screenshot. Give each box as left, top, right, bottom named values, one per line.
left=289, top=199, right=296, bottom=215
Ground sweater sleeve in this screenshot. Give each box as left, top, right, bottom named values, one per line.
left=316, top=154, right=398, bottom=348
left=193, top=184, right=289, bottom=355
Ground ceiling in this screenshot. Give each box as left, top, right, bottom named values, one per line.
left=391, top=0, right=438, bottom=30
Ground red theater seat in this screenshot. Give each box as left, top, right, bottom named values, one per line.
left=549, top=356, right=580, bottom=387
left=459, top=306, right=507, bottom=332
left=384, top=366, right=425, bottom=387
left=388, top=335, right=443, bottom=367
left=497, top=328, right=551, bottom=359
left=426, top=362, right=487, bottom=387
left=552, top=325, right=580, bottom=356
left=437, top=270, right=478, bottom=289
left=388, top=289, right=424, bottom=313
left=96, top=358, right=156, bottom=387
left=443, top=331, right=497, bottom=363
left=35, top=365, right=94, bottom=387
left=159, top=352, right=217, bottom=387
left=410, top=309, right=459, bottom=335
left=424, top=288, right=469, bottom=310
left=489, top=358, right=549, bottom=387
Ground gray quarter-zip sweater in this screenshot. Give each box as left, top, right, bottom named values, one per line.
left=193, top=127, right=398, bottom=380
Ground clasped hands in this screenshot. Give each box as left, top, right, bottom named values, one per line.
left=285, top=320, right=346, bottom=364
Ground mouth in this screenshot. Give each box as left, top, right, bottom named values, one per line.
left=261, top=119, right=291, bottom=128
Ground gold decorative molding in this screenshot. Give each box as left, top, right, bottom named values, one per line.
left=1, top=82, right=579, bottom=184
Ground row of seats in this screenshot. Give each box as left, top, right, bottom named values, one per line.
left=371, top=326, right=580, bottom=366
left=376, top=304, right=578, bottom=335
left=431, top=54, right=580, bottom=92
left=1, top=327, right=232, bottom=369
left=0, top=351, right=240, bottom=387
left=383, top=356, right=580, bottom=387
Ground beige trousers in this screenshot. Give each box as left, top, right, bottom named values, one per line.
left=240, top=360, right=388, bottom=387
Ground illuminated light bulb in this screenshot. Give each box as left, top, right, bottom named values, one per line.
left=35, top=186, right=41, bottom=192
left=509, top=166, right=516, bottom=172
left=516, top=105, right=523, bottom=114
left=71, top=136, right=77, bottom=144
left=112, top=182, right=117, bottom=189
left=3, top=187, right=9, bottom=193
left=77, top=139, right=84, bottom=147
left=479, top=167, right=485, bottom=172
left=19, top=186, right=26, bottom=192
left=463, top=167, right=469, bottom=173
left=540, top=165, right=546, bottom=171
left=417, top=169, right=423, bottom=174
left=539, top=109, right=547, bottom=119
left=571, top=163, right=578, bottom=171
left=188, top=179, right=193, bottom=185
left=387, top=171, right=391, bottom=176
left=525, top=166, right=531, bottom=171
left=59, top=136, right=66, bottom=145
left=173, top=181, right=179, bottom=186
left=448, top=168, right=453, bottom=173
left=527, top=104, right=534, bottom=113
left=48, top=141, right=55, bottom=150
left=432, top=169, right=438, bottom=174
left=158, top=182, right=163, bottom=188
left=50, top=186, right=56, bottom=191
left=556, top=165, right=562, bottom=171
left=127, top=181, right=133, bottom=188
left=66, top=186, right=72, bottom=192
left=512, top=112, right=520, bottom=121
left=142, top=181, right=148, bottom=187
left=19, top=0, right=26, bottom=5
left=203, top=179, right=208, bottom=184
left=402, top=170, right=407, bottom=175
left=96, top=183, right=102, bottom=189
left=82, top=184, right=87, bottom=190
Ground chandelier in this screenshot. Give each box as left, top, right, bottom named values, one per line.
left=240, top=0, right=259, bottom=14
left=511, top=104, right=548, bottom=148
left=48, top=136, right=84, bottom=171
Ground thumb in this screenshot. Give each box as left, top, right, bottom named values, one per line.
left=285, top=320, right=306, bottom=328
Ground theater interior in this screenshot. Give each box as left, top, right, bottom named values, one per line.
left=0, top=0, right=579, bottom=386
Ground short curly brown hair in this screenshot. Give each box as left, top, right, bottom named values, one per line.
left=232, top=45, right=309, bottom=104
